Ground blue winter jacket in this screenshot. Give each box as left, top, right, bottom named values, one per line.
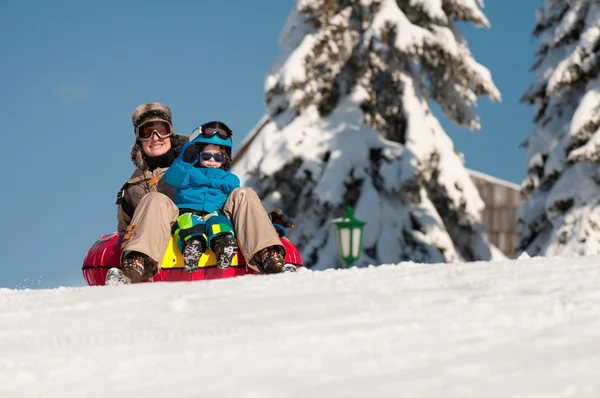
left=164, top=152, right=240, bottom=213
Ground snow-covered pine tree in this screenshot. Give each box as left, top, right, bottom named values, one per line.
left=233, top=0, right=501, bottom=269
left=518, top=0, right=600, bottom=256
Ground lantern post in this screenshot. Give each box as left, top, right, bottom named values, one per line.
left=332, top=206, right=366, bottom=268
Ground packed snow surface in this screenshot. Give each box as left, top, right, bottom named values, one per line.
left=1, top=257, right=599, bottom=397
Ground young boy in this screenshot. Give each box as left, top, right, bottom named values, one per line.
left=164, top=121, right=240, bottom=272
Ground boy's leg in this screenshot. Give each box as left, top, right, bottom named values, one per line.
left=204, top=213, right=234, bottom=247
left=174, top=213, right=207, bottom=273
left=205, top=213, right=237, bottom=270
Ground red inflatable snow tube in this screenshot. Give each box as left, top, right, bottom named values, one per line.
left=82, top=232, right=303, bottom=286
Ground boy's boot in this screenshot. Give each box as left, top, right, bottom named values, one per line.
left=182, top=238, right=205, bottom=273
left=213, top=234, right=238, bottom=270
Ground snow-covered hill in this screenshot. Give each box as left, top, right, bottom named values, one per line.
left=1, top=257, right=599, bottom=397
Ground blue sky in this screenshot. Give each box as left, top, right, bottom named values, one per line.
left=0, top=0, right=538, bottom=288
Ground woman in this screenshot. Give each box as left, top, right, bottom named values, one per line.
left=106, top=103, right=291, bottom=285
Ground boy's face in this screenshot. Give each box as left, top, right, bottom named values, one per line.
left=199, top=144, right=225, bottom=168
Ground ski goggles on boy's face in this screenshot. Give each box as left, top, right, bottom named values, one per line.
left=136, top=121, right=173, bottom=142
left=199, top=152, right=226, bottom=162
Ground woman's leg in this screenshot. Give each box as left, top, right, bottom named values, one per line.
left=120, top=192, right=179, bottom=280
left=222, top=187, right=285, bottom=263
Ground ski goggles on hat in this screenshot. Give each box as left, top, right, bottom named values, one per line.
left=136, top=121, right=173, bottom=142
left=200, top=123, right=232, bottom=139
left=199, top=152, right=226, bottom=162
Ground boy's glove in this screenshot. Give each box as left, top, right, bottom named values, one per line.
left=181, top=142, right=198, bottom=163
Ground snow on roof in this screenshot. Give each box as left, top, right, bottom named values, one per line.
left=231, top=115, right=270, bottom=168
left=467, top=168, right=521, bottom=191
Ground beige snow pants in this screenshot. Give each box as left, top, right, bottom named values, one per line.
left=222, top=187, right=285, bottom=263
left=121, top=188, right=284, bottom=276
left=120, top=192, right=179, bottom=275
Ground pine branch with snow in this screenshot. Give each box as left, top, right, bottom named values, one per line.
left=518, top=0, right=600, bottom=257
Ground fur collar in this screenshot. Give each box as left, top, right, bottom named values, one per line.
left=130, top=134, right=189, bottom=171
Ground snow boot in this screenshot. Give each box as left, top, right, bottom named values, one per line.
left=182, top=239, right=204, bottom=273
left=105, top=267, right=130, bottom=285
left=281, top=264, right=298, bottom=273
left=252, top=245, right=295, bottom=274
left=213, top=234, right=238, bottom=270
left=121, top=252, right=149, bottom=283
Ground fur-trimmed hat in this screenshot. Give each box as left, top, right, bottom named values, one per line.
left=131, top=103, right=173, bottom=135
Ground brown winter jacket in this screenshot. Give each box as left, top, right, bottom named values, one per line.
left=117, top=134, right=189, bottom=231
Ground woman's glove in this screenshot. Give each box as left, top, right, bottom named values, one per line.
left=181, top=142, right=198, bottom=163
left=269, top=208, right=294, bottom=228
left=269, top=208, right=294, bottom=237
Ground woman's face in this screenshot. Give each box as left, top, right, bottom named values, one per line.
left=141, top=132, right=172, bottom=157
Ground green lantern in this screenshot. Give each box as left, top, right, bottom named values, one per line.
left=332, top=206, right=366, bottom=268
